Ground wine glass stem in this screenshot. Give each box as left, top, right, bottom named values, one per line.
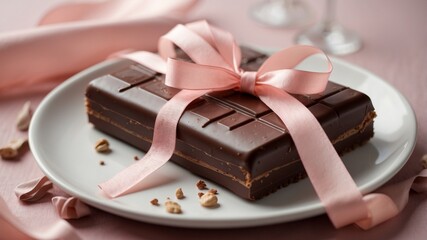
left=323, top=0, right=336, bottom=32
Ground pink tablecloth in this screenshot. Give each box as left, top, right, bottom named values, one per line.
left=1, top=0, right=426, bottom=239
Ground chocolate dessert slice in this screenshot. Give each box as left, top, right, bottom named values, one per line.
left=85, top=47, right=376, bottom=200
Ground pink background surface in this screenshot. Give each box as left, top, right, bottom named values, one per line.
left=1, top=0, right=426, bottom=239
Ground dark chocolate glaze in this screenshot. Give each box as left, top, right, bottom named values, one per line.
left=85, top=47, right=376, bottom=200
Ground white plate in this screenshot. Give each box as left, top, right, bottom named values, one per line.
left=30, top=56, right=416, bottom=228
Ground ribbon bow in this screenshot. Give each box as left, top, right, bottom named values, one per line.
left=99, top=20, right=398, bottom=229
left=160, top=22, right=331, bottom=96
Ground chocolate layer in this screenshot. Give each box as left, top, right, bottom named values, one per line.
left=85, top=47, right=376, bottom=200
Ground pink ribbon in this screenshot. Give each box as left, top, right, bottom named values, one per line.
left=100, top=20, right=373, bottom=228
left=356, top=169, right=427, bottom=229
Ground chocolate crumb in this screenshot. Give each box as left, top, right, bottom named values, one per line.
left=150, top=198, right=159, bottom=206
left=208, top=188, right=218, bottom=195
left=99, top=160, right=105, bottom=166
left=134, top=155, right=139, bottom=161
left=196, top=180, right=207, bottom=190
left=198, top=192, right=204, bottom=198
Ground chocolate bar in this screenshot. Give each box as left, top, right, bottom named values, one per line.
left=85, top=47, right=376, bottom=200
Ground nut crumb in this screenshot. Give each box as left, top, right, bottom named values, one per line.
left=198, top=192, right=204, bottom=198
left=422, top=154, right=427, bottom=169
left=16, top=101, right=32, bottom=131
left=0, top=137, right=28, bottom=160
left=175, top=188, right=185, bottom=199
left=134, top=155, right=139, bottom=161
left=208, top=188, right=218, bottom=195
left=200, top=193, right=218, bottom=208
left=99, top=160, right=105, bottom=166
left=0, top=147, right=18, bottom=160
left=165, top=200, right=182, bottom=214
left=94, top=138, right=110, bottom=153
left=150, top=198, right=159, bottom=206
left=196, top=180, right=207, bottom=190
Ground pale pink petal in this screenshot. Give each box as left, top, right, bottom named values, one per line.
left=15, top=176, right=53, bottom=202
left=52, top=196, right=91, bottom=219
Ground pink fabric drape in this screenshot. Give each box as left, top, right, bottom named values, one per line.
left=0, top=0, right=197, bottom=95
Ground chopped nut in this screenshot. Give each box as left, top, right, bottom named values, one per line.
left=208, top=188, right=218, bottom=195
left=94, top=139, right=110, bottom=153
left=175, top=188, right=185, bottom=199
left=165, top=200, right=182, bottom=214
left=422, top=154, right=427, bottom=169
left=196, top=180, right=207, bottom=190
left=0, top=137, right=28, bottom=160
left=99, top=160, right=105, bottom=166
left=16, top=101, right=32, bottom=131
left=150, top=198, right=159, bottom=206
left=198, top=192, right=204, bottom=198
left=0, top=147, right=18, bottom=159
left=200, top=193, right=218, bottom=208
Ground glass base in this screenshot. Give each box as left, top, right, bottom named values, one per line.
left=250, top=0, right=312, bottom=28
left=295, top=23, right=362, bottom=55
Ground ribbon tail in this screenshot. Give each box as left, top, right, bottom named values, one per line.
left=356, top=169, right=427, bottom=229
left=99, top=89, right=209, bottom=198
left=257, top=85, right=369, bottom=228
left=356, top=193, right=399, bottom=230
